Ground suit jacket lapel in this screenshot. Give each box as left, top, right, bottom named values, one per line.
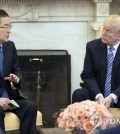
left=2, top=43, right=7, bottom=77
left=112, top=44, right=120, bottom=73
left=99, top=43, right=107, bottom=88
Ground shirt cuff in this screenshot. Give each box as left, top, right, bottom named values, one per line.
left=95, top=93, right=103, bottom=101
left=110, top=93, right=118, bottom=103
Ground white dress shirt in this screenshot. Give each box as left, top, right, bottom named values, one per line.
left=96, top=42, right=120, bottom=103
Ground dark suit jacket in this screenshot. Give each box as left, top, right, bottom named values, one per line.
left=0, top=40, right=23, bottom=99
left=81, top=38, right=120, bottom=99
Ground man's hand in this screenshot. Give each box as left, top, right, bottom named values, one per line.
left=104, top=95, right=113, bottom=109
left=96, top=95, right=105, bottom=105
left=0, top=98, right=13, bottom=110
left=4, top=73, right=20, bottom=84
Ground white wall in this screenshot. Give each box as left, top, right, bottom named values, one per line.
left=10, top=22, right=87, bottom=94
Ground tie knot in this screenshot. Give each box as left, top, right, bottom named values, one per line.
left=109, top=47, right=114, bottom=52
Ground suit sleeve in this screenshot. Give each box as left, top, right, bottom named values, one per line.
left=81, top=43, right=102, bottom=98
left=11, top=42, right=22, bottom=89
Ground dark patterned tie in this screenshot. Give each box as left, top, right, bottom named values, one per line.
left=104, top=47, right=114, bottom=97
left=0, top=46, right=9, bottom=98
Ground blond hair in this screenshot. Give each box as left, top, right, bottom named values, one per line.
left=103, top=14, right=120, bottom=33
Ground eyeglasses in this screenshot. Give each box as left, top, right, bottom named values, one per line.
left=0, top=24, right=12, bottom=30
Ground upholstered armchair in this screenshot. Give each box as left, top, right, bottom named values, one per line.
left=5, top=111, right=43, bottom=134
left=4, top=72, right=44, bottom=134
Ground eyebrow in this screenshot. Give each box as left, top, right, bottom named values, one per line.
left=4, top=23, right=11, bottom=26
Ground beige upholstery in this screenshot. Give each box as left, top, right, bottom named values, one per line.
left=109, top=108, right=120, bottom=119
left=4, top=111, right=42, bottom=131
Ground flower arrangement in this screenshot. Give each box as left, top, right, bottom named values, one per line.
left=57, top=100, right=113, bottom=134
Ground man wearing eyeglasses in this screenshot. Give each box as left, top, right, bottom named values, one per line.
left=0, top=9, right=37, bottom=134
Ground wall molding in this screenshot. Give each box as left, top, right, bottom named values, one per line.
left=0, top=0, right=113, bottom=37
left=0, top=0, right=94, bottom=22
left=92, top=0, right=112, bottom=2
left=0, top=0, right=92, bottom=3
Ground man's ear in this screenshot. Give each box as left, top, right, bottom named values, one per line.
left=118, top=36, right=120, bottom=40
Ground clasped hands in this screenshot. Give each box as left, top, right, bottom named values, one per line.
left=96, top=95, right=113, bottom=109
left=4, top=73, right=20, bottom=84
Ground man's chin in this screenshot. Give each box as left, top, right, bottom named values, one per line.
left=101, top=38, right=108, bottom=44
left=1, top=40, right=8, bottom=43
left=4, top=38, right=9, bottom=42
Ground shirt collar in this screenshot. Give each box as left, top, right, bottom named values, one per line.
left=107, top=42, right=120, bottom=51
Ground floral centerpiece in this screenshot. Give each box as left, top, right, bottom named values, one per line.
left=57, top=100, right=114, bottom=134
